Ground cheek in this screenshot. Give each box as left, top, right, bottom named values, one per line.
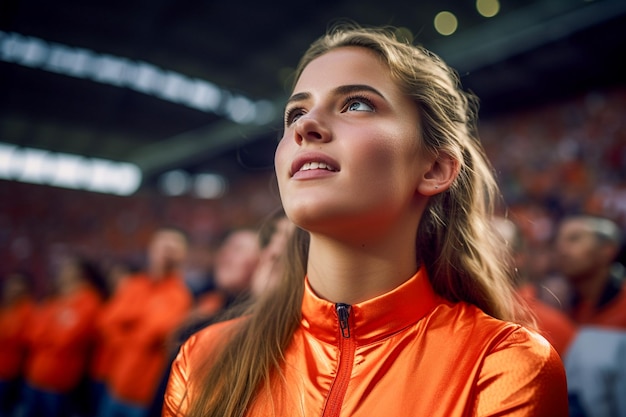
left=348, top=129, right=418, bottom=182
left=274, top=139, right=290, bottom=178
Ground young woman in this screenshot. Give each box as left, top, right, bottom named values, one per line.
left=163, top=24, right=568, bottom=417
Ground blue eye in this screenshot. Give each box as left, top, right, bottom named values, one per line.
left=345, top=96, right=374, bottom=112
left=348, top=101, right=373, bottom=111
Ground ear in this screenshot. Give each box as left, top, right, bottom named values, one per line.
left=417, top=153, right=459, bottom=196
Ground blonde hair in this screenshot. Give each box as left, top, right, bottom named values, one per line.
left=184, top=23, right=527, bottom=417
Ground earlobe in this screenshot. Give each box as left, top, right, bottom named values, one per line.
left=417, top=154, right=459, bottom=196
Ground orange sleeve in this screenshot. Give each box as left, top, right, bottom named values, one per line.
left=97, top=277, right=145, bottom=344
left=130, top=280, right=192, bottom=348
left=162, top=332, right=195, bottom=417
left=163, top=320, right=234, bottom=417
left=476, top=328, right=569, bottom=417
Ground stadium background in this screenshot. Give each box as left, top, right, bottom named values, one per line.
left=1, top=0, right=625, bottom=295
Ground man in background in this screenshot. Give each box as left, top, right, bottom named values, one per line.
left=97, top=227, right=193, bottom=417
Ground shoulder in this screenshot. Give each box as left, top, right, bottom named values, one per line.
left=425, top=301, right=566, bottom=371
left=164, top=318, right=243, bottom=416
left=475, top=321, right=569, bottom=416
left=173, top=317, right=244, bottom=376
left=114, top=273, right=149, bottom=294
left=428, top=301, right=527, bottom=347
left=444, top=302, right=563, bottom=371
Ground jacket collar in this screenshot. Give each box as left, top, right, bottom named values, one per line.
left=301, top=265, right=442, bottom=345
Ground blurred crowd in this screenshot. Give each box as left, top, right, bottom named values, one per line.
left=1, top=86, right=625, bottom=417
left=0, top=208, right=294, bottom=417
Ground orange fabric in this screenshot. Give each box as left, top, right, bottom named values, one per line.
left=23, top=286, right=102, bottom=392
left=571, top=284, right=626, bottom=329
left=89, top=310, right=118, bottom=382
left=0, top=298, right=35, bottom=380
left=98, top=272, right=192, bottom=405
left=518, top=284, right=577, bottom=357
left=195, top=290, right=227, bottom=317
left=90, top=277, right=133, bottom=382
left=164, top=267, right=568, bottom=417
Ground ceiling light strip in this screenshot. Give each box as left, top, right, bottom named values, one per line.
left=0, top=31, right=275, bottom=125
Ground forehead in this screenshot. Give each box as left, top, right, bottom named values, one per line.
left=559, top=220, right=595, bottom=237
left=294, top=46, right=396, bottom=93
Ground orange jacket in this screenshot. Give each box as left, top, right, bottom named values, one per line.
left=23, top=286, right=102, bottom=392
left=89, top=276, right=133, bottom=383
left=98, top=272, right=192, bottom=405
left=0, top=298, right=35, bottom=380
left=164, top=267, right=568, bottom=416
left=518, top=284, right=577, bottom=357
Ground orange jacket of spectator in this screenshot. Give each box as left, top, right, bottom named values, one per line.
left=518, top=283, right=577, bottom=357
left=98, top=272, right=192, bottom=405
left=23, top=286, right=102, bottom=392
left=165, top=268, right=568, bottom=417
left=0, top=297, right=35, bottom=380
left=90, top=275, right=134, bottom=384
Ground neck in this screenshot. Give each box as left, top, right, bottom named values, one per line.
left=149, top=265, right=175, bottom=281
left=306, top=220, right=420, bottom=305
left=572, top=265, right=612, bottom=306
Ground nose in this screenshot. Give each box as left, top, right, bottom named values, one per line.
left=293, top=114, right=331, bottom=145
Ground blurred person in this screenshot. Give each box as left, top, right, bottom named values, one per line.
left=250, top=211, right=296, bottom=298
left=564, top=327, right=626, bottom=417
left=146, top=227, right=262, bottom=417
left=165, top=227, right=261, bottom=345
left=87, top=259, right=134, bottom=417
left=554, top=214, right=626, bottom=328
left=0, top=271, right=35, bottom=417
left=97, top=227, right=193, bottom=417
left=492, top=216, right=577, bottom=357
left=164, top=24, right=567, bottom=417
left=20, top=255, right=107, bottom=417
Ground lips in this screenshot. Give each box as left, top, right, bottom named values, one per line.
left=290, top=152, right=339, bottom=177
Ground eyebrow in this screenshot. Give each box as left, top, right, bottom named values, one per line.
left=285, top=84, right=386, bottom=107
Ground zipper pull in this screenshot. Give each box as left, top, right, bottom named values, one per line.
left=336, top=303, right=351, bottom=338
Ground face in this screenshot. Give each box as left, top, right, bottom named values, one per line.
left=55, top=258, right=82, bottom=293
left=214, top=230, right=260, bottom=294
left=148, top=229, right=188, bottom=274
left=250, top=217, right=295, bottom=297
left=275, top=47, right=430, bottom=238
left=554, top=219, right=604, bottom=282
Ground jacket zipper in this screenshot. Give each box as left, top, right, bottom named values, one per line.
left=322, top=303, right=355, bottom=417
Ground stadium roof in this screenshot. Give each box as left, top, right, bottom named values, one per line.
left=1, top=0, right=625, bottom=194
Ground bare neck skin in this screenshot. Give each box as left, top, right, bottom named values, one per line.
left=148, top=264, right=178, bottom=281
left=306, top=211, right=422, bottom=305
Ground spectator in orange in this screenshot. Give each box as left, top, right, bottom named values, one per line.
left=0, top=270, right=35, bottom=417
left=97, top=226, right=192, bottom=417
left=20, top=255, right=107, bottom=417
left=554, top=214, right=626, bottom=328
left=147, top=226, right=262, bottom=417
left=492, top=216, right=577, bottom=357
left=87, top=259, right=134, bottom=416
